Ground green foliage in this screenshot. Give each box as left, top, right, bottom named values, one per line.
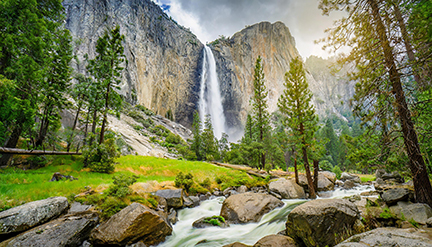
left=189, top=184, right=209, bottom=195
left=203, top=216, right=225, bottom=226
left=199, top=178, right=211, bottom=190
left=379, top=207, right=396, bottom=219
left=191, top=111, right=203, bottom=160
left=106, top=174, right=138, bottom=198
left=214, top=172, right=268, bottom=191
left=165, top=108, right=174, bottom=121
left=98, top=197, right=127, bottom=220
left=135, top=105, right=155, bottom=116
left=166, top=132, right=181, bottom=144
left=333, top=165, right=342, bottom=179
left=201, top=115, right=219, bottom=161
left=151, top=125, right=170, bottom=137
left=320, top=160, right=333, bottom=172
left=83, top=133, right=120, bottom=173
left=175, top=144, right=197, bottom=160
left=408, top=218, right=419, bottom=228
left=174, top=172, right=194, bottom=193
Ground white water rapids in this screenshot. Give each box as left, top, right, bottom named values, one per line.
left=157, top=185, right=374, bottom=247
left=198, top=46, right=227, bottom=140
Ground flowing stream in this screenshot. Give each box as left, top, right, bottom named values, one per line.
left=198, top=46, right=227, bottom=140
left=157, top=185, right=374, bottom=247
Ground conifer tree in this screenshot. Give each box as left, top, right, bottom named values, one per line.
left=201, top=114, right=219, bottom=161
left=191, top=111, right=203, bottom=160
left=278, top=57, right=318, bottom=199
left=251, top=56, right=270, bottom=170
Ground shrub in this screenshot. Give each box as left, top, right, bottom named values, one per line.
left=83, top=133, right=120, bottom=173
left=175, top=144, right=197, bottom=160
left=333, top=165, right=342, bottom=179
left=151, top=125, right=170, bottom=137
left=174, top=172, right=194, bottom=192
left=166, top=132, right=181, bottom=144
left=320, top=160, right=333, bottom=171
left=98, top=197, right=127, bottom=220
left=106, top=174, right=138, bottom=198
left=199, top=178, right=211, bottom=190
left=189, top=184, right=209, bottom=195
left=135, top=105, right=154, bottom=116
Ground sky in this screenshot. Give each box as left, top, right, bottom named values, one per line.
left=152, top=0, right=346, bottom=59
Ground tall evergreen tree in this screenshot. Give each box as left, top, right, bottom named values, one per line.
left=251, top=56, right=270, bottom=170
left=87, top=26, right=126, bottom=145
left=201, top=114, right=219, bottom=161
left=320, top=0, right=432, bottom=206
left=278, top=57, right=319, bottom=199
left=191, top=111, right=203, bottom=160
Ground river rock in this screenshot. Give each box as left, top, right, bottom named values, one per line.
left=269, top=178, right=305, bottom=199
left=320, top=171, right=336, bottom=183
left=343, top=180, right=355, bottom=190
left=90, top=203, right=172, bottom=246
left=317, top=173, right=334, bottom=191
left=253, top=234, right=297, bottom=247
left=192, top=216, right=229, bottom=228
left=390, top=202, right=432, bottom=224
left=220, top=192, right=284, bottom=224
left=1, top=211, right=98, bottom=247
left=155, top=189, right=183, bottom=208
left=183, top=195, right=194, bottom=208
left=427, top=217, right=432, bottom=227
left=340, top=172, right=361, bottom=183
left=381, top=188, right=413, bottom=205
left=0, top=197, right=68, bottom=235
left=382, top=171, right=404, bottom=184
left=189, top=196, right=200, bottom=207
left=237, top=185, right=248, bottom=193
left=286, top=199, right=361, bottom=247
left=223, top=243, right=251, bottom=247
left=335, top=228, right=432, bottom=246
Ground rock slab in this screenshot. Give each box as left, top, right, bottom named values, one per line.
left=0, top=197, right=68, bottom=234
left=390, top=202, right=432, bottom=224
left=286, top=199, right=361, bottom=247
left=269, top=178, right=305, bottom=199
left=381, top=188, right=413, bottom=205
left=155, top=189, right=183, bottom=208
left=335, top=228, right=432, bottom=247
left=90, top=203, right=172, bottom=246
left=220, top=192, right=284, bottom=224
left=253, top=234, right=297, bottom=247
left=2, top=212, right=98, bottom=247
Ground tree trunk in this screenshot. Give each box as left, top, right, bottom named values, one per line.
left=392, top=2, right=422, bottom=87
left=99, top=82, right=111, bottom=145
left=313, top=159, right=319, bottom=191
left=369, top=0, right=432, bottom=207
left=302, top=146, right=316, bottom=199
left=67, top=103, right=82, bottom=152
left=294, top=156, right=299, bottom=185
left=0, top=126, right=22, bottom=166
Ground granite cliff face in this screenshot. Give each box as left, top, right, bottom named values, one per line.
left=211, top=21, right=354, bottom=133
left=63, top=0, right=203, bottom=127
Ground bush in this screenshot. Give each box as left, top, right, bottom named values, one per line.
left=166, top=132, right=181, bottom=144
left=189, top=184, right=209, bottom=195
left=320, top=160, right=333, bottom=172
left=333, top=165, right=342, bottom=179
left=98, top=197, right=127, bottom=220
left=199, top=178, right=211, bottom=190
left=151, top=125, right=170, bottom=137
left=135, top=105, right=154, bottom=116
left=83, top=133, right=120, bottom=173
left=106, top=174, right=138, bottom=198
left=175, top=144, right=197, bottom=160
left=174, top=172, right=194, bottom=192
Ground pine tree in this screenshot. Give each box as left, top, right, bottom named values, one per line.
left=87, top=26, right=126, bottom=145
left=278, top=57, right=319, bottom=199
left=191, top=111, right=203, bottom=160
left=251, top=56, right=270, bottom=170
left=242, top=114, right=254, bottom=145
left=320, top=0, right=432, bottom=206
left=201, top=114, right=219, bottom=161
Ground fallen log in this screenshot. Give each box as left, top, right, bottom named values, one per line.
left=0, top=147, right=82, bottom=155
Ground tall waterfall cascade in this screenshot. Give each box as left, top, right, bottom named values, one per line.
left=198, top=46, right=227, bottom=140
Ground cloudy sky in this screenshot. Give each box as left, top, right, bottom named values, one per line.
left=152, top=0, right=345, bottom=59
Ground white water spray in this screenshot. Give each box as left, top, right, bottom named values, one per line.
left=199, top=46, right=227, bottom=139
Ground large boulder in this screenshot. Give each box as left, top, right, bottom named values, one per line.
left=223, top=243, right=251, bottom=247
left=269, top=178, right=305, bottom=199
left=335, top=228, right=432, bottom=246
left=382, top=171, right=404, bottom=184
left=1, top=212, right=98, bottom=247
left=286, top=199, right=361, bottom=247
left=317, top=173, right=334, bottom=192
left=320, top=171, right=336, bottom=183
left=253, top=234, right=297, bottom=247
left=0, top=197, right=68, bottom=235
left=192, top=216, right=229, bottom=228
left=381, top=188, right=413, bottom=205
left=343, top=180, right=355, bottom=190
left=155, top=189, right=183, bottom=208
left=340, top=172, right=361, bottom=183
left=90, top=203, right=172, bottom=246
left=220, top=192, right=284, bottom=224
left=390, top=202, right=432, bottom=225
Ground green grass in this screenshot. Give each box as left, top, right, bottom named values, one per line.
left=358, top=174, right=375, bottom=182
left=0, top=155, right=252, bottom=211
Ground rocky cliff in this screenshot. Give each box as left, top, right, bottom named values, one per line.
left=211, top=21, right=354, bottom=132
left=63, top=0, right=203, bottom=127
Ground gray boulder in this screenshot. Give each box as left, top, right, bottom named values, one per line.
left=320, top=171, right=336, bottom=183
left=286, top=199, right=361, bottom=247
left=189, top=196, right=200, bottom=207
left=427, top=217, right=432, bottom=227
left=253, top=234, right=297, bottom=247
left=155, top=189, right=183, bottom=208
left=382, top=171, right=404, bottom=184
left=90, top=203, right=172, bottom=246
left=381, top=188, right=413, bottom=205
left=220, top=192, right=284, bottom=224
left=375, top=169, right=386, bottom=180
left=335, top=228, right=432, bottom=247
left=0, top=197, right=68, bottom=234
left=317, top=173, right=334, bottom=191
left=68, top=201, right=92, bottom=214
left=2, top=212, right=98, bottom=247
left=340, top=172, right=361, bottom=183
left=390, top=202, right=432, bottom=224
left=237, top=185, right=248, bottom=193
left=343, top=180, right=355, bottom=190
left=269, top=178, right=305, bottom=199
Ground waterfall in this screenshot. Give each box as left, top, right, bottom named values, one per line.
left=198, top=46, right=227, bottom=140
